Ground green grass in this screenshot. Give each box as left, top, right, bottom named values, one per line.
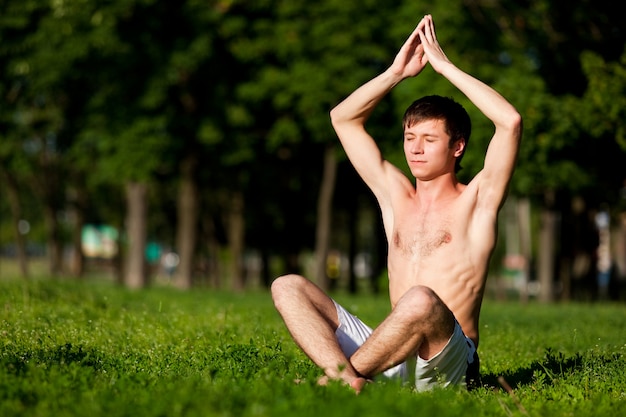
left=1, top=278, right=625, bottom=417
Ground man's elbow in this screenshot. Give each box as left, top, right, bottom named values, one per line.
left=506, top=111, right=523, bottom=138
left=511, top=111, right=523, bottom=128
left=329, top=106, right=343, bottom=128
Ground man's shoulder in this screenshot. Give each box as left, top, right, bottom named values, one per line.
left=455, top=172, right=492, bottom=207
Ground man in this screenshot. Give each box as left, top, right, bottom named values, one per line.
left=271, top=15, right=522, bottom=392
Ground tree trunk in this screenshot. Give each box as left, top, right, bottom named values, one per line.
left=518, top=198, right=532, bottom=303
left=42, top=204, right=62, bottom=277
left=314, top=144, right=337, bottom=291
left=538, top=191, right=556, bottom=303
left=29, top=150, right=63, bottom=277
left=502, top=197, right=519, bottom=301
left=370, top=207, right=386, bottom=294
left=174, top=155, right=199, bottom=290
left=502, top=197, right=532, bottom=302
left=69, top=210, right=85, bottom=278
left=615, top=212, right=626, bottom=283
left=260, top=247, right=271, bottom=288
left=124, top=181, right=148, bottom=289
left=203, top=216, right=222, bottom=289
left=67, top=185, right=87, bottom=278
left=228, top=190, right=245, bottom=291
left=347, top=197, right=358, bottom=294
left=0, top=167, right=29, bottom=278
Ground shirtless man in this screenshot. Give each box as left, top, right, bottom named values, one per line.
left=271, top=15, right=522, bottom=392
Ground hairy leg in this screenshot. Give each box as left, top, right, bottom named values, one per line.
left=350, top=285, right=456, bottom=378
left=271, top=274, right=366, bottom=390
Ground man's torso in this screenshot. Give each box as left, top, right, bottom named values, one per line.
left=384, top=179, right=496, bottom=346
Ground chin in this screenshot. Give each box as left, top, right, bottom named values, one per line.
left=413, top=173, right=434, bottom=182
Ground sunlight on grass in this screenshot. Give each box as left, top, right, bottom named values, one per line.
left=1, top=278, right=625, bottom=417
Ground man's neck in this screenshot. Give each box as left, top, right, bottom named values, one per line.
left=413, top=173, right=461, bottom=205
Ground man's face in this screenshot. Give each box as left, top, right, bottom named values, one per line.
left=403, top=119, right=462, bottom=180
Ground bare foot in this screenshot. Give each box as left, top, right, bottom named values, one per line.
left=317, top=375, right=330, bottom=386
left=317, top=375, right=368, bottom=394
left=350, top=377, right=368, bottom=394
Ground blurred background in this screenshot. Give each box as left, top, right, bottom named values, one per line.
left=1, top=0, right=625, bottom=302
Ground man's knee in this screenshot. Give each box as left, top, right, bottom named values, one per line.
left=271, top=274, right=306, bottom=307
left=271, top=275, right=337, bottom=327
left=395, top=285, right=448, bottom=322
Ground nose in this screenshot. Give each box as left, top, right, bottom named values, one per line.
left=411, top=138, right=424, bottom=154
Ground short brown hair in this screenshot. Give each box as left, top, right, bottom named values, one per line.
left=403, top=95, right=471, bottom=173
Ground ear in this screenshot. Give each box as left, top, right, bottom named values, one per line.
left=453, top=138, right=466, bottom=157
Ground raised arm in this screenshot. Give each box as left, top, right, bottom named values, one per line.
left=329, top=19, right=429, bottom=200
left=419, top=15, right=522, bottom=211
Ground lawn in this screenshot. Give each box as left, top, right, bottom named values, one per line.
left=0, top=278, right=624, bottom=417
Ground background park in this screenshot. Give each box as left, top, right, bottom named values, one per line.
left=1, top=0, right=625, bottom=416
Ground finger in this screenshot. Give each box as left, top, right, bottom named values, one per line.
left=414, top=43, right=424, bottom=58
left=417, top=16, right=427, bottom=32
left=421, top=15, right=435, bottom=43
left=416, top=24, right=429, bottom=46
left=416, top=16, right=428, bottom=37
left=427, top=15, right=438, bottom=41
left=400, top=33, right=420, bottom=58
left=417, top=44, right=428, bottom=64
left=408, top=16, right=428, bottom=44
left=409, top=22, right=424, bottom=45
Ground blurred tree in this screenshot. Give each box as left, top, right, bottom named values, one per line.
left=1, top=0, right=624, bottom=300
left=24, top=0, right=165, bottom=285
left=481, top=0, right=626, bottom=301
left=227, top=0, right=396, bottom=291
left=577, top=50, right=626, bottom=152
left=0, top=0, right=72, bottom=277
left=0, top=0, right=42, bottom=278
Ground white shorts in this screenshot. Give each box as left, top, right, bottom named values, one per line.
left=333, top=300, right=477, bottom=391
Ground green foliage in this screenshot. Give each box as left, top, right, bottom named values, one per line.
left=578, top=50, right=626, bottom=150
left=1, top=0, right=626, bottom=284
left=1, top=279, right=625, bottom=417
left=231, top=0, right=394, bottom=148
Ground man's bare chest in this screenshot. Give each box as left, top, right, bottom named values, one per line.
left=392, top=210, right=459, bottom=259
